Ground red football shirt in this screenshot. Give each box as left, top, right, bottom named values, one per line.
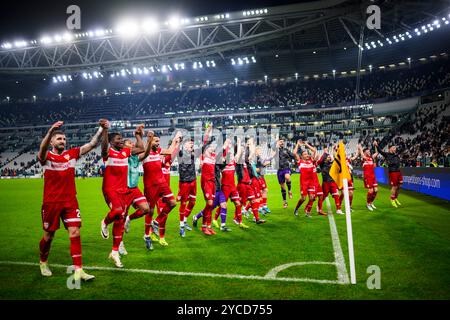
left=298, top=159, right=316, bottom=183
left=221, top=160, right=236, bottom=186
left=143, top=148, right=166, bottom=186
left=362, top=156, right=376, bottom=178
left=201, top=153, right=216, bottom=181
left=40, top=148, right=80, bottom=203
left=102, top=147, right=131, bottom=193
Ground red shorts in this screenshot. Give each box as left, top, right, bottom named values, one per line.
left=237, top=182, right=255, bottom=203
left=251, top=177, right=262, bottom=198
left=222, top=184, right=240, bottom=202
left=258, top=176, right=267, bottom=189
left=315, top=182, right=323, bottom=196
left=322, top=181, right=339, bottom=197
left=364, top=175, right=378, bottom=189
left=300, top=179, right=316, bottom=197
left=177, top=180, right=197, bottom=202
left=144, top=183, right=175, bottom=208
left=389, top=171, right=403, bottom=186
left=41, top=199, right=81, bottom=232
left=201, top=179, right=216, bottom=201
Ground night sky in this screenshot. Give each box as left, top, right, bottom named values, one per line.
left=0, top=0, right=308, bottom=41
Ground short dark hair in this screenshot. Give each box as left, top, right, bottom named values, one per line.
left=363, top=148, right=369, bottom=153
left=51, top=130, right=65, bottom=138
left=108, top=132, right=121, bottom=141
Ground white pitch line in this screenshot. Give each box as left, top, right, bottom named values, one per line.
left=326, top=197, right=351, bottom=284
left=0, top=260, right=343, bottom=285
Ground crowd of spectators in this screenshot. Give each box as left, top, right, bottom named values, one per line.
left=1, top=59, right=449, bottom=127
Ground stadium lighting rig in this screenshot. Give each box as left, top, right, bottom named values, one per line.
left=363, top=13, right=450, bottom=51
left=231, top=56, right=256, bottom=66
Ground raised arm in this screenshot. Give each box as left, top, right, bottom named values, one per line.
left=247, top=138, right=257, bottom=162
left=100, top=122, right=109, bottom=159
left=38, top=121, right=64, bottom=164
left=235, top=138, right=243, bottom=162
left=80, top=119, right=108, bottom=156
left=131, top=124, right=145, bottom=155
left=292, top=140, right=301, bottom=162
left=139, top=130, right=154, bottom=161
left=373, top=140, right=387, bottom=158
left=160, top=131, right=183, bottom=156
left=304, top=141, right=317, bottom=159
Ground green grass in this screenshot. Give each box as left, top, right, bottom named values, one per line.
left=0, top=174, right=449, bottom=300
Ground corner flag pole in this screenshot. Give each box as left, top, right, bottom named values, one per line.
left=343, top=178, right=356, bottom=284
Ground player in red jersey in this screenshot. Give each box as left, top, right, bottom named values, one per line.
left=212, top=138, right=248, bottom=230
left=255, top=146, right=275, bottom=214
left=37, top=119, right=106, bottom=280
left=293, top=140, right=319, bottom=217
left=198, top=124, right=219, bottom=235
left=358, top=144, right=379, bottom=211
left=156, top=141, right=179, bottom=215
left=134, top=132, right=182, bottom=246
left=100, top=124, right=150, bottom=268
left=236, top=138, right=266, bottom=225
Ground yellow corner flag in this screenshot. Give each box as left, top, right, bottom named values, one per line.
left=330, top=141, right=352, bottom=189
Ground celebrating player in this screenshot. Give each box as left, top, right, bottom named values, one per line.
left=236, top=138, right=266, bottom=224
left=177, top=138, right=200, bottom=237
left=293, top=140, right=319, bottom=217
left=276, top=138, right=296, bottom=208
left=100, top=124, right=150, bottom=268
left=358, top=144, right=379, bottom=211
left=139, top=131, right=182, bottom=246
left=316, top=147, right=343, bottom=214
left=374, top=140, right=403, bottom=207
left=255, top=146, right=275, bottom=214
left=37, top=120, right=106, bottom=280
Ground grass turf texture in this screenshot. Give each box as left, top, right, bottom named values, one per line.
left=0, top=174, right=449, bottom=300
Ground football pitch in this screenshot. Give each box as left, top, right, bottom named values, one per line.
left=0, top=174, right=449, bottom=300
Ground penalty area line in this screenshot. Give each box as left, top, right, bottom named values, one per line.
left=0, top=260, right=343, bottom=285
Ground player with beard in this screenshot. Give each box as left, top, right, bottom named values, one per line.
left=37, top=120, right=106, bottom=280
left=126, top=131, right=182, bottom=247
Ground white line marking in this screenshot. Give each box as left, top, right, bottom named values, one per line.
left=265, top=261, right=336, bottom=278
left=326, top=197, right=351, bottom=284
left=0, top=260, right=343, bottom=285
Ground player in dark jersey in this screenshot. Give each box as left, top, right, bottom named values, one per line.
left=374, top=140, right=403, bottom=207
left=177, top=138, right=201, bottom=237
left=276, top=138, right=296, bottom=208
left=316, top=147, right=343, bottom=214
left=37, top=119, right=107, bottom=280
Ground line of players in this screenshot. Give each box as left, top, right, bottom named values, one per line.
left=99, top=122, right=274, bottom=268
left=37, top=119, right=403, bottom=278
left=274, top=137, right=403, bottom=217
